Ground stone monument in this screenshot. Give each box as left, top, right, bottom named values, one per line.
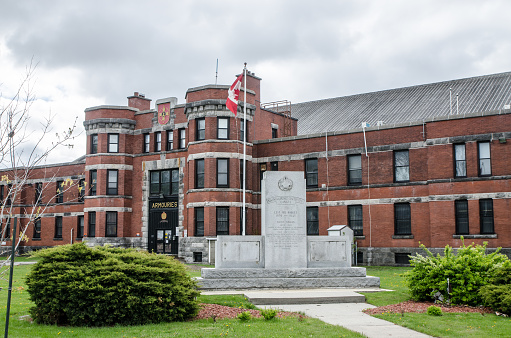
left=199, top=171, right=379, bottom=289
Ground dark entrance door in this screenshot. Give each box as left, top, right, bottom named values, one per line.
left=148, top=198, right=178, bottom=254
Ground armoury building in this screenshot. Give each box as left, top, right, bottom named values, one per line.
left=2, top=71, right=510, bottom=266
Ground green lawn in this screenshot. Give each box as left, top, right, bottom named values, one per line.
left=364, top=266, right=511, bottom=337
left=0, top=262, right=363, bottom=337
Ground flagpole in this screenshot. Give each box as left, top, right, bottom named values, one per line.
left=242, top=63, right=247, bottom=236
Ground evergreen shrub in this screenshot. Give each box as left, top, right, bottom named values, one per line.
left=405, top=240, right=509, bottom=306
left=479, top=260, right=511, bottom=315
left=426, top=305, right=442, bottom=316
left=26, top=243, right=200, bottom=326
left=260, top=308, right=278, bottom=320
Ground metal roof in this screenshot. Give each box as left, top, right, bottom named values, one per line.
left=290, top=71, right=511, bottom=135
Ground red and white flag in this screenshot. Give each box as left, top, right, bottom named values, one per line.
left=226, top=73, right=243, bottom=116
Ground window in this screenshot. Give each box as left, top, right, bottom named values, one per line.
left=107, top=170, right=118, bottom=195
left=216, top=207, right=229, bottom=235
left=178, top=128, right=186, bottom=149
left=240, top=160, right=247, bottom=189
left=56, top=180, right=64, bottom=203
left=305, top=159, right=318, bottom=188
left=35, top=182, right=42, bottom=204
left=306, top=207, right=319, bottom=235
left=479, top=199, right=494, bottom=234
left=394, top=203, right=411, bottom=235
left=33, top=218, right=41, bottom=239
left=91, top=134, right=98, bottom=154
left=394, top=150, right=410, bottom=182
left=108, top=134, right=119, bottom=153
left=239, top=119, right=246, bottom=141
left=195, top=159, right=204, bottom=189
left=55, top=216, right=62, bottom=239
left=217, top=159, right=229, bottom=187
left=348, top=155, right=362, bottom=185
left=150, top=169, right=178, bottom=195
left=77, top=216, right=84, bottom=238
left=88, top=212, right=96, bottom=237
left=455, top=200, right=469, bottom=235
left=348, top=205, right=363, bottom=236
left=5, top=185, right=11, bottom=205
left=166, top=130, right=174, bottom=150
left=155, top=132, right=162, bottom=152
left=270, top=161, right=278, bottom=171
left=106, top=211, right=117, bottom=237
left=272, top=127, right=278, bottom=139
left=196, top=118, right=205, bottom=141
left=454, top=144, right=466, bottom=177
left=217, top=117, right=229, bottom=139
left=76, top=179, right=84, bottom=202
left=89, top=170, right=97, bottom=196
left=143, top=133, right=150, bottom=153
left=478, top=142, right=491, bottom=176
left=195, top=207, right=204, bottom=237
left=3, top=218, right=10, bottom=238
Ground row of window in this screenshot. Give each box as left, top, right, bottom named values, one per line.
left=0, top=180, right=86, bottom=205
left=8, top=211, right=119, bottom=240
left=142, top=129, right=186, bottom=153
left=305, top=141, right=494, bottom=187
left=88, top=170, right=117, bottom=196
left=195, top=117, right=247, bottom=142
left=90, top=130, right=186, bottom=155
left=192, top=199, right=496, bottom=237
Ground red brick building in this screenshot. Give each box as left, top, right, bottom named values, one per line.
left=2, top=71, right=510, bottom=265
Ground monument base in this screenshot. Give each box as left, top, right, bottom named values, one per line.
left=197, top=267, right=380, bottom=290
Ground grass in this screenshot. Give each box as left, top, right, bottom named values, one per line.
left=362, top=266, right=411, bottom=306
left=363, top=265, right=511, bottom=337
left=373, top=312, right=511, bottom=338
left=0, top=262, right=364, bottom=337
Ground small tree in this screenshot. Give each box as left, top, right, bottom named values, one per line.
left=0, top=61, right=79, bottom=278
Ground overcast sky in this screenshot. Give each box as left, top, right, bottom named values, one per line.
left=1, top=0, right=511, bottom=164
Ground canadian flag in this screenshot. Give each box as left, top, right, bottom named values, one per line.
left=226, top=73, right=243, bottom=116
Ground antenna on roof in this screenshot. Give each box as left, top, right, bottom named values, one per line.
left=215, top=58, right=219, bottom=85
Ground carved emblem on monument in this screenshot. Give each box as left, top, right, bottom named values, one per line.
left=278, top=176, right=293, bottom=191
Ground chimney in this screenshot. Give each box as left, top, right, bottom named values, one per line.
left=128, top=92, right=151, bottom=111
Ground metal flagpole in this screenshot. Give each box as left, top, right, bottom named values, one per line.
left=242, top=63, right=247, bottom=236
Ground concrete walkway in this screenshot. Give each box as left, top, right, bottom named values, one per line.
left=202, top=288, right=432, bottom=338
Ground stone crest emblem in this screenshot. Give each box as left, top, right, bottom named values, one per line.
left=278, top=176, right=293, bottom=191
left=158, top=105, right=170, bottom=125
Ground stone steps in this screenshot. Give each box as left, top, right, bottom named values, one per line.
left=197, top=267, right=380, bottom=290
left=245, top=290, right=366, bottom=305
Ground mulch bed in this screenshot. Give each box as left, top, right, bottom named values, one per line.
left=363, top=300, right=494, bottom=315
left=193, top=304, right=301, bottom=321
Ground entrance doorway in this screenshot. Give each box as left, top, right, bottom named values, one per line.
left=148, top=198, right=178, bottom=254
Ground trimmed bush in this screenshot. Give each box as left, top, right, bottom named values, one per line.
left=237, top=311, right=251, bottom=321
left=426, top=305, right=442, bottom=316
left=405, top=240, right=509, bottom=306
left=26, top=243, right=200, bottom=326
left=260, top=308, right=278, bottom=320
left=479, top=260, right=511, bottom=315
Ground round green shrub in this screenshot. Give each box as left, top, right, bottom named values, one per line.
left=405, top=240, right=509, bottom=306
left=260, top=308, right=278, bottom=320
left=26, top=243, right=200, bottom=326
left=237, top=311, right=252, bottom=321
left=426, top=305, right=442, bottom=316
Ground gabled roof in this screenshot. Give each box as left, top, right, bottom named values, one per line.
left=291, top=71, right=511, bottom=134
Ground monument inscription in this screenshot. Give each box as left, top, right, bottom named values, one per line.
left=262, top=172, right=307, bottom=268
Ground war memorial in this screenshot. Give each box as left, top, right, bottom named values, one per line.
left=199, top=171, right=380, bottom=289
